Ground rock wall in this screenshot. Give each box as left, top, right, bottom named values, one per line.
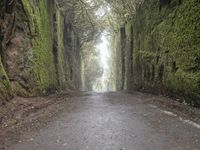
left=118, top=0, right=200, bottom=106
left=0, top=0, right=16, bottom=103
left=0, top=0, right=82, bottom=104
left=54, top=11, right=82, bottom=90
left=62, top=16, right=82, bottom=90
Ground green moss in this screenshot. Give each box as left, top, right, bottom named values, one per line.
left=22, top=0, right=58, bottom=92
left=129, top=0, right=200, bottom=106
left=125, top=22, right=132, bottom=37
left=56, top=11, right=66, bottom=89
left=0, top=58, right=12, bottom=101
left=1, top=0, right=82, bottom=100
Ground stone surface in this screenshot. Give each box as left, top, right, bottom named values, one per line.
left=116, top=0, right=200, bottom=106
left=0, top=0, right=82, bottom=103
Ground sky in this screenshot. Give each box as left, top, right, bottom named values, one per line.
left=94, top=32, right=110, bottom=91
left=97, top=33, right=109, bottom=70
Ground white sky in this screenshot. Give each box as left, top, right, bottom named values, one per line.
left=94, top=32, right=110, bottom=91
left=96, top=33, right=109, bottom=69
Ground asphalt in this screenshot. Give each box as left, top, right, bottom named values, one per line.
left=7, top=92, right=200, bottom=150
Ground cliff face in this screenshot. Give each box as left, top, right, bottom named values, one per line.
left=0, top=0, right=16, bottom=103
left=0, top=0, right=81, bottom=104
left=62, top=17, right=82, bottom=90
left=117, top=0, right=200, bottom=106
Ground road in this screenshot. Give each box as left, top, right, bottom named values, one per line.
left=7, top=92, right=200, bottom=150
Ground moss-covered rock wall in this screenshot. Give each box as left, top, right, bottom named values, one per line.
left=0, top=0, right=17, bottom=104
left=62, top=17, right=82, bottom=90
left=22, top=0, right=58, bottom=93
left=0, top=0, right=82, bottom=104
left=122, top=0, right=200, bottom=106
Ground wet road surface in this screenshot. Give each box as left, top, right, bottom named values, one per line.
left=8, top=92, right=200, bottom=150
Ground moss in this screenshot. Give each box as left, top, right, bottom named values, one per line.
left=21, top=0, right=58, bottom=92
left=0, top=0, right=82, bottom=101
left=56, top=10, right=66, bottom=89
left=129, top=0, right=200, bottom=106
left=0, top=57, right=12, bottom=102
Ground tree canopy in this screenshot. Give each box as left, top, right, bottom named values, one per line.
left=55, top=0, right=144, bottom=91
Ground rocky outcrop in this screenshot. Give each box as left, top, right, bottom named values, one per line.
left=0, top=0, right=82, bottom=104
left=117, top=0, right=200, bottom=106
left=0, top=0, right=16, bottom=103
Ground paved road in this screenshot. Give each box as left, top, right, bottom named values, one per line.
left=8, top=92, right=200, bottom=150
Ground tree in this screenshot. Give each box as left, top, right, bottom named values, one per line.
left=56, top=0, right=103, bottom=47
left=82, top=42, right=104, bottom=90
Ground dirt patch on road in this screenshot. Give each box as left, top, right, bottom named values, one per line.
left=0, top=90, right=95, bottom=149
